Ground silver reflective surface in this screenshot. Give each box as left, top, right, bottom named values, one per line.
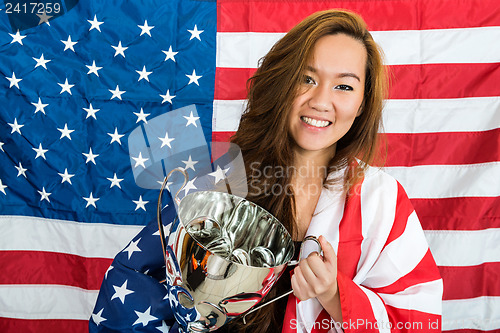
left=164, top=191, right=295, bottom=332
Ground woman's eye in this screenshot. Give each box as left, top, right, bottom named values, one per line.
left=335, top=84, right=353, bottom=91
left=303, top=75, right=316, bottom=85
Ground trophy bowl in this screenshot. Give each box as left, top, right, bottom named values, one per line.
left=160, top=189, right=295, bottom=332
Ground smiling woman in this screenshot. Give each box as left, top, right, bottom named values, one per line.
left=229, top=9, right=442, bottom=333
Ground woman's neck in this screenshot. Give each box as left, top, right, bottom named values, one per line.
left=291, top=146, right=335, bottom=184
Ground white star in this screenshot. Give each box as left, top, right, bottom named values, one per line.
left=158, top=132, right=175, bottom=148
left=132, top=152, right=149, bottom=169
left=15, top=162, right=27, bottom=178
left=0, top=142, right=4, bottom=152
left=186, top=70, right=202, bottom=86
left=133, top=306, right=157, bottom=327
left=136, top=66, right=152, bottom=82
left=159, top=90, right=175, bottom=104
left=111, top=41, right=128, bottom=57
left=111, top=280, right=134, bottom=304
left=108, top=128, right=124, bottom=145
left=33, top=54, right=51, bottom=69
left=133, top=195, right=149, bottom=211
left=83, top=103, right=100, bottom=119
left=157, top=180, right=173, bottom=192
left=92, top=308, right=106, bottom=326
left=162, top=46, right=178, bottom=62
left=8, top=118, right=24, bottom=135
left=105, top=265, right=113, bottom=279
left=209, top=165, right=229, bottom=183
left=109, top=85, right=125, bottom=100
left=32, top=98, right=48, bottom=114
left=183, top=111, right=199, bottom=127
left=6, top=72, right=22, bottom=89
left=9, top=30, right=26, bottom=45
left=33, top=143, right=48, bottom=160
left=58, top=78, right=74, bottom=95
left=58, top=124, right=74, bottom=140
left=123, top=239, right=141, bottom=259
left=83, top=192, right=100, bottom=208
left=138, top=20, right=154, bottom=37
left=182, top=155, right=198, bottom=171
left=156, top=321, right=171, bottom=333
left=58, top=168, right=74, bottom=185
left=61, top=35, right=77, bottom=52
left=86, top=60, right=102, bottom=77
left=38, top=187, right=51, bottom=202
left=36, top=10, right=52, bottom=25
left=107, top=173, right=123, bottom=189
left=0, top=179, right=7, bottom=195
left=88, top=15, right=104, bottom=32
left=183, top=177, right=197, bottom=196
left=83, top=147, right=99, bottom=165
left=188, top=25, right=203, bottom=41
left=134, top=108, right=149, bottom=123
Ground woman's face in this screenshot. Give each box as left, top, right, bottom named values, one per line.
left=288, top=33, right=367, bottom=158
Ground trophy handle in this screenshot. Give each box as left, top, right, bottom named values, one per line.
left=241, top=235, right=323, bottom=324
left=157, top=167, right=189, bottom=268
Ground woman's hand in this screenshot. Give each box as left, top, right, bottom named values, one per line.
left=291, top=235, right=338, bottom=303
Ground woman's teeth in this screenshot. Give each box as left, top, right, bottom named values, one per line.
left=301, top=116, right=331, bottom=128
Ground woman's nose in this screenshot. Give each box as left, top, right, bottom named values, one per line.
left=308, top=85, right=332, bottom=112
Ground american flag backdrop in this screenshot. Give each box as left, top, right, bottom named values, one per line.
left=0, top=0, right=499, bottom=332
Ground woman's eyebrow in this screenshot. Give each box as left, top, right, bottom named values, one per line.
left=305, top=66, right=361, bottom=82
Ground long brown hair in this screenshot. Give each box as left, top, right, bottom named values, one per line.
left=228, top=9, right=387, bottom=332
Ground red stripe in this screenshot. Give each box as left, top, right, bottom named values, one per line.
left=0, top=251, right=112, bottom=290
left=215, top=64, right=500, bottom=100
left=213, top=131, right=234, bottom=143
left=383, top=182, right=414, bottom=248
left=0, top=317, right=88, bottom=333
left=439, top=262, right=500, bottom=300
left=337, top=175, right=364, bottom=278
left=370, top=250, right=441, bottom=295
left=218, top=0, right=500, bottom=32
left=337, top=272, right=379, bottom=333
left=384, top=129, right=500, bottom=167
left=411, top=197, right=500, bottom=231
left=214, top=67, right=254, bottom=101
left=215, top=129, right=500, bottom=167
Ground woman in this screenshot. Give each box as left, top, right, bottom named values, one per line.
left=229, top=9, right=442, bottom=332
left=90, top=9, right=442, bottom=333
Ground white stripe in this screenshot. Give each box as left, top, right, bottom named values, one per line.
left=0, top=284, right=98, bottom=320
left=424, top=228, right=500, bottom=266
left=0, top=215, right=143, bottom=258
left=356, top=168, right=398, bottom=285
left=213, top=99, right=247, bottom=132
left=213, top=97, right=500, bottom=133
left=443, top=296, right=500, bottom=331
left=359, top=286, right=391, bottom=333
left=378, top=279, right=443, bottom=315
left=217, top=27, right=500, bottom=68
left=382, top=97, right=500, bottom=134
left=383, top=162, right=500, bottom=199
left=372, top=26, right=500, bottom=65
left=362, top=212, right=429, bottom=288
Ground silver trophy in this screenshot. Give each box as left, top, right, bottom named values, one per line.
left=157, top=169, right=321, bottom=332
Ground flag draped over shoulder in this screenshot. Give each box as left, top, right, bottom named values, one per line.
left=0, top=0, right=499, bottom=332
